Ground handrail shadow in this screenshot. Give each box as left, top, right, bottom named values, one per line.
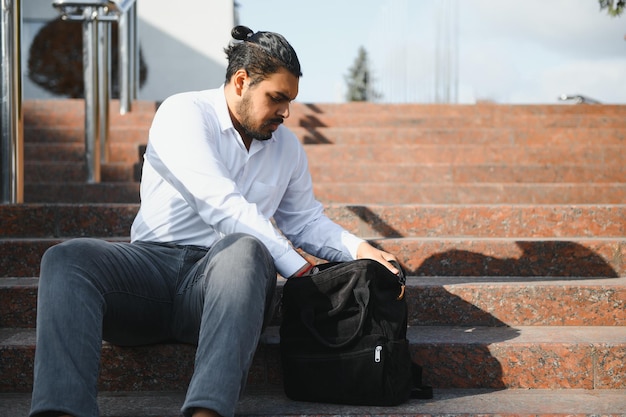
left=415, top=241, right=619, bottom=279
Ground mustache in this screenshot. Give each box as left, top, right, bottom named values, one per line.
left=266, top=117, right=284, bottom=126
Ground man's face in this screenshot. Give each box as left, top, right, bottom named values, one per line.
left=236, top=67, right=299, bottom=141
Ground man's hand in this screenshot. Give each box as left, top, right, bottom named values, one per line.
left=356, top=241, right=400, bottom=275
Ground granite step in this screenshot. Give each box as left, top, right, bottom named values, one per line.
left=2, top=387, right=626, bottom=417
left=24, top=182, right=141, bottom=203
left=301, top=144, right=626, bottom=166
left=309, top=163, right=626, bottom=183
left=2, top=204, right=624, bottom=239
left=2, top=237, right=624, bottom=278
left=285, top=112, right=626, bottom=129
left=24, top=125, right=149, bottom=144
left=24, top=125, right=626, bottom=147
left=2, top=276, right=624, bottom=329
left=24, top=142, right=146, bottom=164
left=24, top=142, right=625, bottom=166
left=22, top=182, right=626, bottom=204
left=23, top=100, right=626, bottom=128
left=312, top=182, right=626, bottom=204
left=287, top=102, right=626, bottom=116
left=2, top=325, right=625, bottom=393
left=289, top=126, right=626, bottom=146
left=24, top=161, right=626, bottom=184
left=24, top=161, right=140, bottom=183
left=23, top=99, right=157, bottom=128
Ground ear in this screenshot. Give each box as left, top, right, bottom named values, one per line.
left=232, top=69, right=249, bottom=96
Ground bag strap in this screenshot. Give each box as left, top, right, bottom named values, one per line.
left=389, top=260, right=407, bottom=300
left=410, top=362, right=433, bottom=399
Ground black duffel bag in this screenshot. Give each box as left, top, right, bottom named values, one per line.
left=279, top=259, right=432, bottom=406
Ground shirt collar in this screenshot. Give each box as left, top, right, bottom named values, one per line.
left=215, top=84, right=235, bottom=134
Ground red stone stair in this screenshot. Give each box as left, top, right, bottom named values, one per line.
left=1, top=99, right=625, bottom=416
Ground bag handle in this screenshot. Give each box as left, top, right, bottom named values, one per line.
left=301, top=286, right=370, bottom=348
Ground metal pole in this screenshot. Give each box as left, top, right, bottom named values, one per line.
left=118, top=7, right=130, bottom=114
left=130, top=1, right=137, bottom=100
left=98, top=18, right=110, bottom=163
left=83, top=6, right=101, bottom=183
left=1, top=0, right=24, bottom=203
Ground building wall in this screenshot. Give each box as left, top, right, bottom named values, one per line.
left=22, top=0, right=235, bottom=101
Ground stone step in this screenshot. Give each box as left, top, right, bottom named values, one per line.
left=24, top=160, right=626, bottom=184
left=309, top=163, right=626, bottom=184
left=301, top=144, right=626, bottom=166
left=289, top=126, right=626, bottom=146
left=312, top=182, right=626, bottom=204
left=285, top=112, right=626, bottom=129
left=24, top=125, right=626, bottom=147
left=24, top=182, right=141, bottom=203
left=2, top=237, right=623, bottom=278
left=2, top=325, right=625, bottom=393
left=22, top=182, right=626, bottom=204
left=24, top=126, right=149, bottom=144
left=2, top=387, right=626, bottom=417
left=287, top=102, right=626, bottom=116
left=2, top=276, right=624, bottom=329
left=24, top=142, right=625, bottom=167
left=24, top=142, right=145, bottom=164
left=25, top=161, right=140, bottom=183
left=2, top=204, right=624, bottom=239
left=23, top=99, right=157, bottom=128
left=23, top=100, right=626, bottom=127
left=6, top=236, right=626, bottom=279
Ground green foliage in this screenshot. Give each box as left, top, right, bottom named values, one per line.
left=344, top=46, right=381, bottom=102
left=598, top=0, right=625, bottom=16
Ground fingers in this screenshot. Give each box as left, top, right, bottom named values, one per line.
left=356, top=242, right=400, bottom=275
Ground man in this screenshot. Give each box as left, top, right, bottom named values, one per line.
left=30, top=26, right=399, bottom=417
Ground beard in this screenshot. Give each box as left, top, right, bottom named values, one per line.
left=237, top=93, right=283, bottom=141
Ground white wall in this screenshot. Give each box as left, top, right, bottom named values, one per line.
left=137, top=1, right=234, bottom=100
left=21, top=0, right=235, bottom=101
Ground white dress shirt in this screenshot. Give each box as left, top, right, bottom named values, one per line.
left=130, top=86, right=364, bottom=277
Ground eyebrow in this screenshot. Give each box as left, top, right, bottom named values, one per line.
left=272, top=91, right=296, bottom=102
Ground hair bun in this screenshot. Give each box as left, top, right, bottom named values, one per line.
left=231, top=25, right=254, bottom=41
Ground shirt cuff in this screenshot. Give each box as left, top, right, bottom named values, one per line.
left=274, top=248, right=309, bottom=278
left=342, top=231, right=365, bottom=260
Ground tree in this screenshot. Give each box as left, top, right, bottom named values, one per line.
left=598, top=0, right=625, bottom=16
left=344, top=46, right=381, bottom=102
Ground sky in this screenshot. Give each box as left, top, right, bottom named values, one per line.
left=237, top=0, right=626, bottom=104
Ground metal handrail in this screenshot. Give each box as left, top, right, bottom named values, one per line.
left=53, top=0, right=134, bottom=19
left=1, top=0, right=24, bottom=203
left=52, top=0, right=137, bottom=183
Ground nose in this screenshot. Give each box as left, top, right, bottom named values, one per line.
left=278, top=103, right=290, bottom=119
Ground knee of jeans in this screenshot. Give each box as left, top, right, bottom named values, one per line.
left=39, top=239, right=105, bottom=291
left=219, top=234, right=273, bottom=266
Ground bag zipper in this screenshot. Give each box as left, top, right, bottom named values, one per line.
left=374, top=345, right=382, bottom=363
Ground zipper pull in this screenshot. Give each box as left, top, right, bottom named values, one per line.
left=374, top=345, right=382, bottom=363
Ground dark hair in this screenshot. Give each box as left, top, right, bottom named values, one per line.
left=224, top=25, right=302, bottom=85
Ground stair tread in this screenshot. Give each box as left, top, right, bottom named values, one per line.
left=4, top=325, right=626, bottom=347
left=3, top=275, right=625, bottom=286
left=2, top=275, right=624, bottom=327
left=2, top=387, right=626, bottom=416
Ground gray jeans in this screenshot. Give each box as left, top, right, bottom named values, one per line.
left=29, top=233, right=277, bottom=417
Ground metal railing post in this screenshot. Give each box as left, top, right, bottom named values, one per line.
left=118, top=7, right=131, bottom=114
left=130, top=2, right=138, bottom=100
left=82, top=6, right=101, bottom=182
left=98, top=18, right=110, bottom=163
left=53, top=0, right=137, bottom=182
left=1, top=0, right=24, bottom=203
